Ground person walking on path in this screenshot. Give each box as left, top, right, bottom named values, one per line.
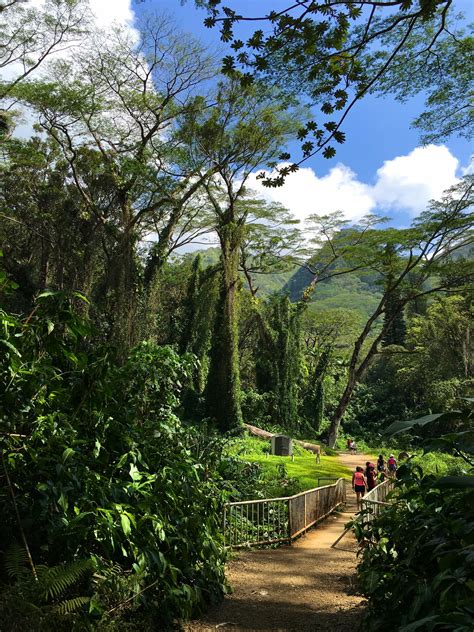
left=377, top=454, right=386, bottom=481
left=365, top=462, right=377, bottom=491
left=387, top=454, right=397, bottom=478
left=352, top=466, right=367, bottom=510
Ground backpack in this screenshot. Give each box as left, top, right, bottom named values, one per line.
left=388, top=458, right=397, bottom=471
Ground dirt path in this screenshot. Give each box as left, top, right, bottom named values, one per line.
left=185, top=452, right=373, bottom=632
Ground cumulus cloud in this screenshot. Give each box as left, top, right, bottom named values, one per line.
left=372, top=145, right=459, bottom=214
left=87, top=0, right=136, bottom=30
left=247, top=163, right=375, bottom=222
left=247, top=144, right=461, bottom=224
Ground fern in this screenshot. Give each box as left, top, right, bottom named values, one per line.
left=4, top=542, right=30, bottom=579
left=38, top=558, right=94, bottom=602
left=56, top=596, right=90, bottom=615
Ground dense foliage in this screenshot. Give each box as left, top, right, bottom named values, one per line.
left=1, top=1, right=473, bottom=628
left=354, top=463, right=474, bottom=631
left=0, top=290, right=228, bottom=629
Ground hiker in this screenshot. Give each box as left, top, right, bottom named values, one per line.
left=352, top=466, right=367, bottom=510
left=365, top=462, right=377, bottom=491
left=349, top=439, right=357, bottom=454
left=347, top=438, right=352, bottom=451
left=377, top=455, right=386, bottom=481
left=387, top=454, right=397, bottom=478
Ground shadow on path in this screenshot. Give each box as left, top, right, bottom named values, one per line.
left=185, top=453, right=374, bottom=632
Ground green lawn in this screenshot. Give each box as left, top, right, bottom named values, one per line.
left=248, top=453, right=352, bottom=494
left=227, top=434, right=353, bottom=495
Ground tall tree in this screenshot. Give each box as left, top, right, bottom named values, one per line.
left=0, top=0, right=88, bottom=136
left=180, top=82, right=297, bottom=430
left=13, top=18, right=218, bottom=351
left=314, top=177, right=474, bottom=446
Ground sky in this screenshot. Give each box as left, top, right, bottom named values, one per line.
left=10, top=0, right=474, bottom=230
left=136, top=0, right=473, bottom=228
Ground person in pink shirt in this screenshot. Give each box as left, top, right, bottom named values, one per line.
left=387, top=454, right=397, bottom=478
left=352, top=466, right=367, bottom=509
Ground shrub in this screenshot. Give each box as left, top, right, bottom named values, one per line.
left=0, top=294, right=227, bottom=629
left=353, top=463, right=474, bottom=631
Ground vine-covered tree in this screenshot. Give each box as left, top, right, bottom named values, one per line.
left=179, top=81, right=297, bottom=431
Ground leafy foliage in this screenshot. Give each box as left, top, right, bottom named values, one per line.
left=0, top=291, right=228, bottom=628
left=353, top=463, right=474, bottom=631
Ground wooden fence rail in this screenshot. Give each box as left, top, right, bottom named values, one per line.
left=361, top=478, right=394, bottom=524
left=224, top=478, right=346, bottom=547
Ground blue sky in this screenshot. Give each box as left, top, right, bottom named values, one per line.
left=19, top=1, right=472, bottom=228
left=129, top=0, right=473, bottom=227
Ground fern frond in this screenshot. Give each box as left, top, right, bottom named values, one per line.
left=4, top=542, right=30, bottom=579
left=55, top=596, right=90, bottom=615
left=40, top=558, right=94, bottom=602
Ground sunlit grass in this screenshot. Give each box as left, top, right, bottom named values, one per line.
left=227, top=433, right=353, bottom=494
left=247, top=453, right=352, bottom=493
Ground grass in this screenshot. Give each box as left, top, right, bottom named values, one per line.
left=227, top=434, right=352, bottom=496
left=247, top=453, right=352, bottom=494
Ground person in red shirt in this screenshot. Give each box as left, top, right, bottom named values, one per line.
left=352, top=466, right=367, bottom=510
left=365, top=462, right=377, bottom=491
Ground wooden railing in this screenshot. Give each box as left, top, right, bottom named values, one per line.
left=223, top=478, right=346, bottom=547
left=361, top=478, right=394, bottom=523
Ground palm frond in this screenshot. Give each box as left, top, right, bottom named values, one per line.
left=4, top=542, right=30, bottom=579
left=55, top=596, right=90, bottom=615
left=39, top=558, right=94, bottom=602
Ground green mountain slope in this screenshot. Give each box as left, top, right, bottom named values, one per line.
left=190, top=247, right=383, bottom=319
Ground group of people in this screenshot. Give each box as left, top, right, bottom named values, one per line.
left=351, top=454, right=398, bottom=509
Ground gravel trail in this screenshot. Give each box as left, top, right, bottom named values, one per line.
left=185, top=452, right=373, bottom=632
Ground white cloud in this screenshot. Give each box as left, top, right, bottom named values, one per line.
left=28, top=0, right=136, bottom=30
left=372, top=145, right=459, bottom=214
left=247, top=144, right=460, bottom=224
left=87, top=0, right=136, bottom=30
left=247, top=163, right=375, bottom=222
left=461, top=156, right=474, bottom=176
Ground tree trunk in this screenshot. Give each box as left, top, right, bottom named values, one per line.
left=205, top=222, right=243, bottom=432
left=327, top=377, right=357, bottom=448
left=108, top=202, right=137, bottom=356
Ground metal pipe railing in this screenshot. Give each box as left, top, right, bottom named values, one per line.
left=224, top=478, right=346, bottom=547
left=360, top=479, right=394, bottom=524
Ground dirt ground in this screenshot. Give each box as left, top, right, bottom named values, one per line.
left=185, top=452, right=373, bottom=632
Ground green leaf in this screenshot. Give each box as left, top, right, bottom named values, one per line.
left=384, top=413, right=451, bottom=436
left=120, top=513, right=131, bottom=536
left=62, top=447, right=75, bottom=462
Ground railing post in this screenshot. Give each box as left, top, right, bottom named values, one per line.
left=223, top=505, right=227, bottom=547
left=287, top=498, right=292, bottom=544
left=304, top=492, right=307, bottom=530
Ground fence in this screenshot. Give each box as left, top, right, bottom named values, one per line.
left=224, top=478, right=346, bottom=547
left=361, top=478, right=394, bottom=524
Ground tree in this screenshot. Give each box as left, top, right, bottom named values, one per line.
left=291, top=179, right=473, bottom=446
left=369, top=19, right=474, bottom=144
left=382, top=245, right=406, bottom=347
left=13, top=18, right=218, bottom=351
left=316, top=177, right=474, bottom=446
left=300, top=308, right=361, bottom=434
left=180, top=81, right=297, bottom=430
left=254, top=294, right=303, bottom=430
left=0, top=137, right=108, bottom=314
left=196, top=0, right=459, bottom=180
left=0, top=0, right=88, bottom=135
